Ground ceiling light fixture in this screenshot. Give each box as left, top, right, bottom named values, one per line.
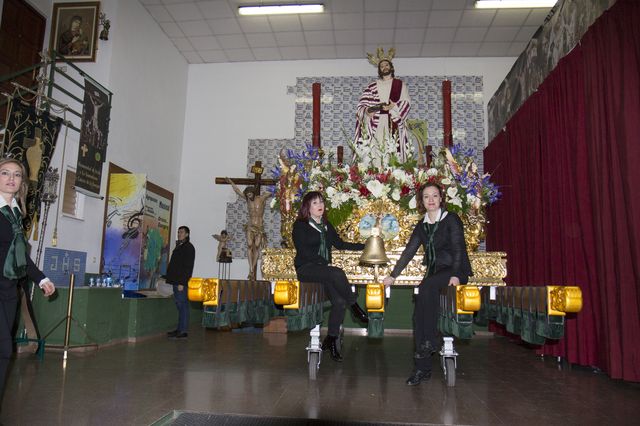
left=238, top=4, right=324, bottom=16
left=475, top=0, right=557, bottom=8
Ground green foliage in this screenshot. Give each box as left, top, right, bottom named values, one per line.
left=326, top=201, right=355, bottom=228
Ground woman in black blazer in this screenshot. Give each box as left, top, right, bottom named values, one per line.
left=383, top=182, right=472, bottom=386
left=292, top=191, right=368, bottom=361
left=0, top=158, right=56, bottom=399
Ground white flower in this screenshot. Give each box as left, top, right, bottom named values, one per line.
left=391, top=188, right=401, bottom=201
left=366, top=180, right=388, bottom=198
left=408, top=195, right=417, bottom=209
left=447, top=186, right=458, bottom=198
left=269, top=198, right=276, bottom=209
left=468, top=194, right=481, bottom=210
left=326, top=186, right=337, bottom=198
left=392, top=169, right=411, bottom=185
left=448, top=196, right=463, bottom=208
left=441, top=178, right=452, bottom=185
left=426, top=168, right=438, bottom=177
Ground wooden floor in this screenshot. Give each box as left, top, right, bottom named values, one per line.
left=2, top=326, right=639, bottom=425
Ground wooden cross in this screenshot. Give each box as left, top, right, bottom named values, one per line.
left=215, top=161, right=277, bottom=195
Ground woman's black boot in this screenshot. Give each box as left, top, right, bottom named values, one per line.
left=350, top=303, right=369, bottom=324
left=321, top=335, right=343, bottom=362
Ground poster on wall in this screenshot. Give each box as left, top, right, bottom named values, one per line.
left=76, top=78, right=110, bottom=195
left=138, top=184, right=173, bottom=290
left=102, top=173, right=146, bottom=290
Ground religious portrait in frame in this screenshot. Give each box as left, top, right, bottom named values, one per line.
left=49, top=2, right=100, bottom=62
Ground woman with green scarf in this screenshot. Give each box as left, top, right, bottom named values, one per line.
left=293, top=191, right=368, bottom=362
left=0, top=158, right=56, bottom=400
left=383, top=182, right=472, bottom=386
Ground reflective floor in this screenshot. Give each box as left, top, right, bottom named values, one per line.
left=2, top=327, right=639, bottom=425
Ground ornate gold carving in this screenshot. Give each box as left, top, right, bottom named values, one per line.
left=365, top=283, right=385, bottom=312
left=188, top=278, right=219, bottom=305
left=461, top=211, right=486, bottom=252
left=202, top=278, right=219, bottom=306
left=274, top=280, right=300, bottom=309
left=468, top=252, right=507, bottom=286
left=335, top=198, right=421, bottom=251
left=548, top=285, right=583, bottom=315
left=188, top=277, right=205, bottom=302
left=280, top=210, right=296, bottom=248
left=262, top=248, right=507, bottom=287
left=456, top=285, right=480, bottom=313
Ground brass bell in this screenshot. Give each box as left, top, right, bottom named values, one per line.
left=360, top=224, right=390, bottom=266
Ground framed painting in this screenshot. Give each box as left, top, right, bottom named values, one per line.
left=49, top=2, right=100, bottom=62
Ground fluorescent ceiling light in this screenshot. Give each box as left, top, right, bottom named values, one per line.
left=238, top=4, right=324, bottom=16
left=475, top=0, right=557, bottom=8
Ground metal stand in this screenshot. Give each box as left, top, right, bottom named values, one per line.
left=43, top=274, right=98, bottom=359
left=218, top=260, right=231, bottom=280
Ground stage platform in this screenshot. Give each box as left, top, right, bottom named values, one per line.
left=29, top=287, right=203, bottom=347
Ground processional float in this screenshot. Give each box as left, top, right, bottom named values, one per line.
left=188, top=78, right=583, bottom=385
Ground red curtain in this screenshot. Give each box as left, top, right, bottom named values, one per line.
left=484, top=0, right=640, bottom=382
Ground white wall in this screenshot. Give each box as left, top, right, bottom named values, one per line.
left=30, top=0, right=189, bottom=275
left=180, top=57, right=515, bottom=280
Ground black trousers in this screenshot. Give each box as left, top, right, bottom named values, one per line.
left=296, top=263, right=356, bottom=337
left=414, top=268, right=468, bottom=371
left=0, top=282, right=18, bottom=398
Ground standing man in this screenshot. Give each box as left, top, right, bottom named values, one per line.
left=225, top=178, right=271, bottom=281
left=355, top=47, right=411, bottom=160
left=166, top=226, right=195, bottom=339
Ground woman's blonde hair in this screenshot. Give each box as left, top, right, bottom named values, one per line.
left=0, top=158, right=29, bottom=217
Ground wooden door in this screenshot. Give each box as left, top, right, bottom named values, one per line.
left=0, top=0, right=46, bottom=124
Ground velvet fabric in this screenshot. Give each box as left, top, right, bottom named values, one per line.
left=484, top=0, right=640, bottom=381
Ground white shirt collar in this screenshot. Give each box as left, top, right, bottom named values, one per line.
left=308, top=220, right=323, bottom=233
left=0, top=197, right=20, bottom=212
left=423, top=209, right=448, bottom=224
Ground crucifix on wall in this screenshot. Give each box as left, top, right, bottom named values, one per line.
left=215, top=161, right=276, bottom=281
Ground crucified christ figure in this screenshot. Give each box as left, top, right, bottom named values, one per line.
left=225, top=178, right=272, bottom=281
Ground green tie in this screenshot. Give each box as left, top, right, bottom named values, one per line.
left=310, top=218, right=329, bottom=262
left=423, top=221, right=438, bottom=276
left=1, top=205, right=27, bottom=280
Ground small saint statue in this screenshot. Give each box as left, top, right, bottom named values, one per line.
left=212, top=230, right=232, bottom=263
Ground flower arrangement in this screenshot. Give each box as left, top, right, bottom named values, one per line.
left=430, top=143, right=501, bottom=216
left=269, top=142, right=500, bottom=229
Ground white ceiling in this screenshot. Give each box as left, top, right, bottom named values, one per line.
left=138, top=0, right=555, bottom=64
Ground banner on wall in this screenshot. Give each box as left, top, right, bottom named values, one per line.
left=101, top=171, right=173, bottom=291
left=75, top=78, right=110, bottom=195
left=138, top=188, right=172, bottom=290
left=2, top=99, right=62, bottom=235
left=102, top=173, right=146, bottom=291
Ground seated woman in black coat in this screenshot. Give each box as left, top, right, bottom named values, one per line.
left=383, top=182, right=472, bottom=386
left=292, top=191, right=368, bottom=362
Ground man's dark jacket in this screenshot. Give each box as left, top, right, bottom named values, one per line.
left=165, top=239, right=195, bottom=286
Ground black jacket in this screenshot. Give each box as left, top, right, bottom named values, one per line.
left=0, top=211, right=45, bottom=285
left=165, top=239, right=195, bottom=286
left=293, top=219, right=364, bottom=269
left=390, top=211, right=473, bottom=279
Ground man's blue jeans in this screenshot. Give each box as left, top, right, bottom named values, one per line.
left=173, top=285, right=189, bottom=333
